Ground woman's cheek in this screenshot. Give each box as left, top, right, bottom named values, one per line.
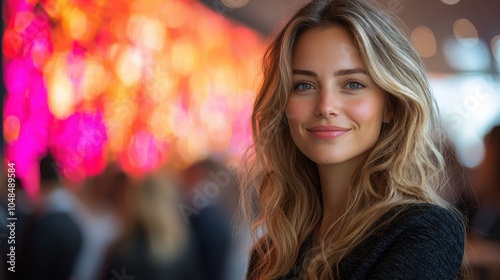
left=347, top=97, right=385, bottom=122
left=285, top=99, right=310, bottom=123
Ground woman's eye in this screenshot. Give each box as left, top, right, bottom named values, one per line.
left=345, top=81, right=366, bottom=91
left=293, top=83, right=315, bottom=91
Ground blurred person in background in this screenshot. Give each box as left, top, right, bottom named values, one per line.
left=468, top=125, right=500, bottom=241
left=102, top=173, right=204, bottom=280
left=23, top=153, right=83, bottom=280
left=3, top=178, right=36, bottom=280
left=71, top=163, right=127, bottom=280
left=456, top=125, right=500, bottom=279
left=0, top=164, right=35, bottom=279
left=439, top=139, right=473, bottom=215
left=181, top=159, right=233, bottom=280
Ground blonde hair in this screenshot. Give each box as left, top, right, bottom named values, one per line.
left=138, top=175, right=189, bottom=262
left=241, top=0, right=466, bottom=279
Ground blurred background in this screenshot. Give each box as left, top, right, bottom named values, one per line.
left=1, top=0, right=499, bottom=279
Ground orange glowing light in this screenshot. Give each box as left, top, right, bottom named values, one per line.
left=2, top=29, right=23, bottom=58
left=82, top=59, right=108, bottom=101
left=4, top=115, right=21, bottom=142
left=48, top=75, right=75, bottom=119
left=114, top=46, right=144, bottom=86
left=67, top=8, right=89, bottom=41
left=4, top=0, right=266, bottom=188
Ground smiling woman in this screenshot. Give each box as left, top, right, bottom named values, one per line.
left=241, top=0, right=468, bottom=279
left=287, top=27, right=389, bottom=170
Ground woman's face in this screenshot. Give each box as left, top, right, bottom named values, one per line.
left=285, top=26, right=390, bottom=168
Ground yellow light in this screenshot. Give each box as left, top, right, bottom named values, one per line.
left=147, top=64, right=178, bottom=102
left=177, top=127, right=210, bottom=163
left=170, top=40, right=198, bottom=74
left=141, top=18, right=166, bottom=51
left=82, top=59, right=108, bottom=101
left=44, top=53, right=76, bottom=119
left=105, top=92, right=137, bottom=152
left=148, top=106, right=175, bottom=141
left=48, top=70, right=75, bottom=119
left=61, top=7, right=90, bottom=42
left=207, top=112, right=231, bottom=150
left=115, top=46, right=144, bottom=87
left=127, top=15, right=166, bottom=51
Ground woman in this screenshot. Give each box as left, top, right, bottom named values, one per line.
left=241, top=0, right=467, bottom=279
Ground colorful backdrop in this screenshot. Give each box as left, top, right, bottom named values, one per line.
left=3, top=0, right=265, bottom=196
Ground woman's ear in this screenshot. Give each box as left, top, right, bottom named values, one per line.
left=383, top=110, right=392, bottom=123
left=383, top=93, right=394, bottom=123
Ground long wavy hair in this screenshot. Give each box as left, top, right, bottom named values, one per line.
left=241, top=0, right=466, bottom=279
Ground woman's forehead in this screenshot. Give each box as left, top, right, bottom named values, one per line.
left=292, top=27, right=364, bottom=71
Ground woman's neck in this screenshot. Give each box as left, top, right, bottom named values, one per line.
left=317, top=155, right=364, bottom=236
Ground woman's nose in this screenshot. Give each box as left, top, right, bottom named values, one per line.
left=315, top=90, right=340, bottom=118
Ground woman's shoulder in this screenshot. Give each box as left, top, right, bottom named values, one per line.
left=338, top=203, right=465, bottom=279
left=384, top=202, right=464, bottom=231
left=373, top=203, right=465, bottom=252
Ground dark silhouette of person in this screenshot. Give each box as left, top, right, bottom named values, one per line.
left=24, top=154, right=83, bottom=280
left=181, top=159, right=233, bottom=280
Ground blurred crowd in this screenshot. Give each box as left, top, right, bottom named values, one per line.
left=0, top=125, right=500, bottom=280
left=455, top=125, right=500, bottom=280
left=0, top=154, right=250, bottom=280
left=439, top=125, right=500, bottom=280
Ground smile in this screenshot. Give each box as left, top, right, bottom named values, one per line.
left=307, top=126, right=351, bottom=140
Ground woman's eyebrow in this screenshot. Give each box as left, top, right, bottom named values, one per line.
left=292, top=68, right=368, bottom=77
left=333, top=68, right=367, bottom=77
left=292, top=69, right=318, bottom=77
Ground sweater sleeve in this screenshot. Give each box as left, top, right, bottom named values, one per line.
left=366, top=204, right=465, bottom=280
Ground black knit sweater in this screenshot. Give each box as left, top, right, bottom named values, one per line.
left=249, top=203, right=465, bottom=280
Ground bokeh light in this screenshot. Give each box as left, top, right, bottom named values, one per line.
left=453, top=18, right=479, bottom=46
left=432, top=74, right=500, bottom=167
left=440, top=0, right=460, bottom=5
left=411, top=26, right=437, bottom=58
left=221, top=0, right=250, bottom=9
left=443, top=37, right=490, bottom=72
left=3, top=0, right=265, bottom=196
left=492, top=35, right=500, bottom=72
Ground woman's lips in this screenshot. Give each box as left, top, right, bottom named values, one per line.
left=307, top=126, right=350, bottom=140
